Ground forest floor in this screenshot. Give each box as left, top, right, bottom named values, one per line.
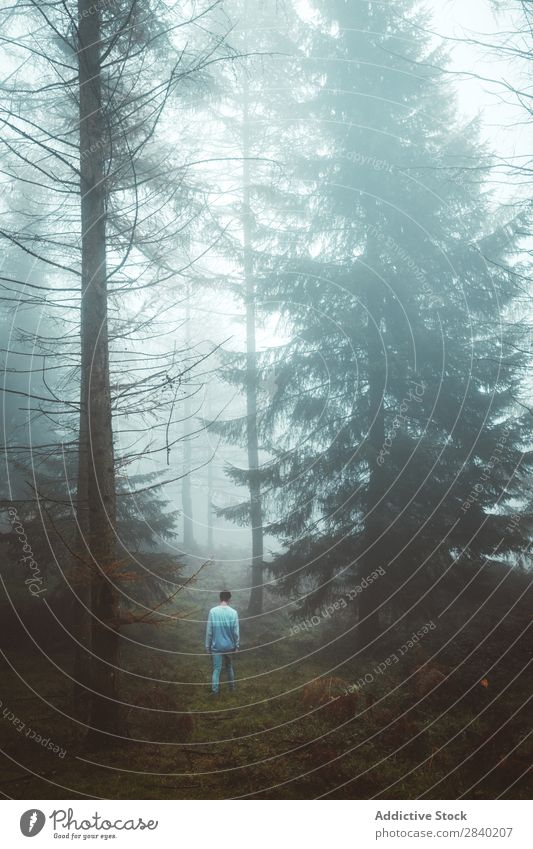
left=0, top=584, right=531, bottom=800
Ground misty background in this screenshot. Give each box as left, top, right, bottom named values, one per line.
left=0, top=0, right=531, bottom=800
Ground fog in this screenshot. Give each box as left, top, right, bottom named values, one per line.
left=0, top=0, right=531, bottom=802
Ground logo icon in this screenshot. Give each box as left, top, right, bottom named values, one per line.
left=20, top=810, right=46, bottom=837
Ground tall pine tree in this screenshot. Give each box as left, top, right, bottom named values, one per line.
left=256, top=0, right=531, bottom=650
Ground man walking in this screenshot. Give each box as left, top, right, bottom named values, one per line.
left=205, top=591, right=240, bottom=695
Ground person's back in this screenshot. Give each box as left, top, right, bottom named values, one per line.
left=205, top=591, right=239, bottom=695
left=206, top=603, right=239, bottom=653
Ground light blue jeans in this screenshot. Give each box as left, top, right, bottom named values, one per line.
left=211, top=652, right=235, bottom=693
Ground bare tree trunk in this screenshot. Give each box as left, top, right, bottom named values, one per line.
left=182, top=420, right=194, bottom=551
left=206, top=391, right=214, bottom=552
left=71, top=394, right=92, bottom=720
left=77, top=0, right=121, bottom=742
left=182, top=287, right=195, bottom=552
left=242, top=69, right=264, bottom=616
left=358, top=203, right=386, bottom=650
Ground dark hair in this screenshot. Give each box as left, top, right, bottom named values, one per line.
left=219, top=591, right=231, bottom=602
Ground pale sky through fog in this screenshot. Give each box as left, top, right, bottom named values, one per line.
left=430, top=0, right=530, bottom=172
left=292, top=0, right=530, bottom=187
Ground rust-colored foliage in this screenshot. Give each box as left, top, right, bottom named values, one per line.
left=301, top=677, right=359, bottom=722
left=413, top=665, right=446, bottom=698
left=302, top=676, right=350, bottom=706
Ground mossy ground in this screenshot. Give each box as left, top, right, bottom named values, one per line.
left=0, top=596, right=531, bottom=799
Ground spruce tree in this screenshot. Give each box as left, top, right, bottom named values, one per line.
left=256, top=0, right=531, bottom=650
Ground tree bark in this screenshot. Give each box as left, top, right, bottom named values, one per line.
left=70, top=396, right=92, bottom=720
left=181, top=418, right=195, bottom=551
left=242, top=69, right=264, bottom=616
left=181, top=287, right=195, bottom=552
left=77, top=0, right=121, bottom=742
left=358, top=202, right=386, bottom=651
left=206, top=391, right=214, bottom=552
